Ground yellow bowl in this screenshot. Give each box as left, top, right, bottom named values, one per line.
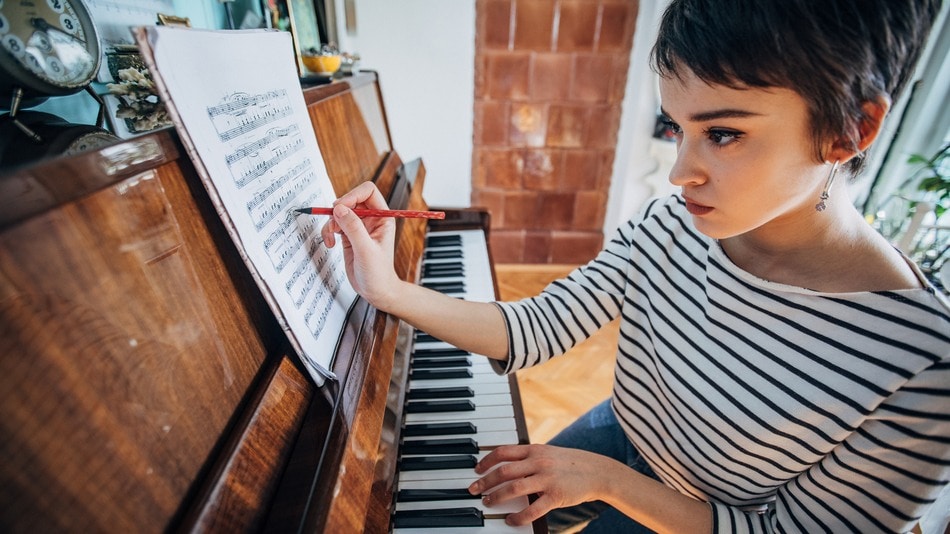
left=302, top=55, right=342, bottom=75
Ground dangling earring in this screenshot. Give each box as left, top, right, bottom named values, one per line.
left=815, top=160, right=840, bottom=212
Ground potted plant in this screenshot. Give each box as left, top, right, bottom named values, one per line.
left=889, top=143, right=950, bottom=290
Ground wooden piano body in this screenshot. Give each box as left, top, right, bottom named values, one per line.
left=0, top=73, right=540, bottom=533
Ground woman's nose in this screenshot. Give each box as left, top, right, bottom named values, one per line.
left=667, top=140, right=705, bottom=188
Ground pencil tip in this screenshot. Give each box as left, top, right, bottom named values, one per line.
left=293, top=208, right=307, bottom=214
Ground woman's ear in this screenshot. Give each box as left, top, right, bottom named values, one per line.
left=826, top=95, right=891, bottom=163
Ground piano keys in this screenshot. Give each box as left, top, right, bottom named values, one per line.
left=388, top=228, right=535, bottom=532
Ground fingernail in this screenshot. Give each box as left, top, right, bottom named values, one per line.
left=468, top=481, right=480, bottom=493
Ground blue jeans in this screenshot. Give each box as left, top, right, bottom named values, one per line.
left=545, top=399, right=658, bottom=534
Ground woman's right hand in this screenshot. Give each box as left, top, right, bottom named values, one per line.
left=322, top=182, right=509, bottom=361
left=320, top=181, right=402, bottom=308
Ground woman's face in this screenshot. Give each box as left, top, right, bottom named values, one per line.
left=659, top=69, right=831, bottom=240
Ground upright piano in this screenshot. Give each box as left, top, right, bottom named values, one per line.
left=0, top=72, right=545, bottom=533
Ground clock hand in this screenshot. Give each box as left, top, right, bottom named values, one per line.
left=30, top=17, right=87, bottom=46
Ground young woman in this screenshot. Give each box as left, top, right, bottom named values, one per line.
left=321, top=0, right=949, bottom=531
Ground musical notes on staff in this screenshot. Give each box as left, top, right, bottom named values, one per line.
left=226, top=126, right=304, bottom=188
left=208, top=90, right=293, bottom=142
left=246, top=161, right=311, bottom=230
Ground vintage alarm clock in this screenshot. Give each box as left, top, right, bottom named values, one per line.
left=0, top=0, right=102, bottom=108
left=0, top=0, right=110, bottom=168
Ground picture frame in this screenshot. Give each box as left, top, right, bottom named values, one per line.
left=265, top=0, right=323, bottom=76
left=156, top=13, right=192, bottom=27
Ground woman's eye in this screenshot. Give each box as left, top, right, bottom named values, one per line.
left=661, top=118, right=682, bottom=135
left=705, top=128, right=742, bottom=146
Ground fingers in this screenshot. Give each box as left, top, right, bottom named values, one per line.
left=320, top=181, right=386, bottom=248
left=474, top=444, right=531, bottom=474
left=468, top=445, right=538, bottom=496
left=472, top=452, right=556, bottom=527
left=500, top=494, right=557, bottom=527
left=333, top=180, right=389, bottom=210
left=320, top=217, right=339, bottom=248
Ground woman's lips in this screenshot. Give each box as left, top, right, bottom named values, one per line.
left=684, top=198, right=713, bottom=216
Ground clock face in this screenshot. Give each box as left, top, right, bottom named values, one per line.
left=0, top=0, right=101, bottom=95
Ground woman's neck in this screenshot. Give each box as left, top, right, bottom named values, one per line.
left=719, top=204, right=921, bottom=292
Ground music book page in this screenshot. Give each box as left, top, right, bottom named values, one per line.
left=136, top=26, right=357, bottom=386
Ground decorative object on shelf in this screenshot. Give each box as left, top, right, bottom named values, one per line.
left=0, top=0, right=106, bottom=142
left=105, top=65, right=171, bottom=137
left=302, top=43, right=341, bottom=75
left=339, top=51, right=360, bottom=74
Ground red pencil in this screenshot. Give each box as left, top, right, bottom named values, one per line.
left=294, top=207, right=446, bottom=219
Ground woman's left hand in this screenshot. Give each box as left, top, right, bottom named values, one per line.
left=467, top=443, right=617, bottom=526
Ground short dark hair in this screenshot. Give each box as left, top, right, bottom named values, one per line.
left=651, top=0, right=941, bottom=175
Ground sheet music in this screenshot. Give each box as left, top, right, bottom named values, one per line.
left=136, top=26, right=356, bottom=386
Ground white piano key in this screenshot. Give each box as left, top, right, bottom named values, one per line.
left=403, top=416, right=518, bottom=435
left=409, top=375, right=511, bottom=392
left=463, top=393, right=512, bottom=407
left=393, top=518, right=532, bottom=534
left=396, top=494, right=528, bottom=515
left=400, top=429, right=519, bottom=451
left=405, top=404, right=515, bottom=423
left=472, top=429, right=521, bottom=448
left=397, top=477, right=481, bottom=491
left=409, top=379, right=511, bottom=395
left=398, top=466, right=481, bottom=483
left=407, top=394, right=511, bottom=413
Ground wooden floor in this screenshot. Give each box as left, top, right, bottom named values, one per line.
left=495, top=264, right=618, bottom=444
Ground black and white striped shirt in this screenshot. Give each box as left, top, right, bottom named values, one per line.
left=495, top=195, right=950, bottom=533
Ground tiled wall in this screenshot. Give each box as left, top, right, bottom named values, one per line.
left=472, top=0, right=639, bottom=264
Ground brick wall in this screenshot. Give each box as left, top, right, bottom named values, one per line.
left=472, top=0, right=639, bottom=263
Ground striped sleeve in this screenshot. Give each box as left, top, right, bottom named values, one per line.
left=494, top=197, right=666, bottom=373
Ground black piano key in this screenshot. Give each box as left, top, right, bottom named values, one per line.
left=414, top=331, right=443, bottom=344
left=413, top=348, right=470, bottom=358
left=423, top=269, right=465, bottom=279
left=407, top=386, right=474, bottom=400
left=425, top=249, right=464, bottom=260
left=411, top=357, right=471, bottom=369
left=422, top=281, right=466, bottom=293
left=392, top=507, right=483, bottom=528
left=397, top=488, right=479, bottom=502
left=410, top=368, right=473, bottom=381
left=399, top=454, right=477, bottom=471
left=401, top=437, right=479, bottom=455
left=424, top=260, right=464, bottom=269
left=426, top=235, right=463, bottom=247
left=404, top=421, right=477, bottom=437
left=422, top=263, right=465, bottom=278
left=425, top=236, right=463, bottom=246
left=423, top=261, right=464, bottom=272
left=405, top=399, right=475, bottom=414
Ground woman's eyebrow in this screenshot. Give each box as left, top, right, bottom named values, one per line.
left=660, top=106, right=763, bottom=122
